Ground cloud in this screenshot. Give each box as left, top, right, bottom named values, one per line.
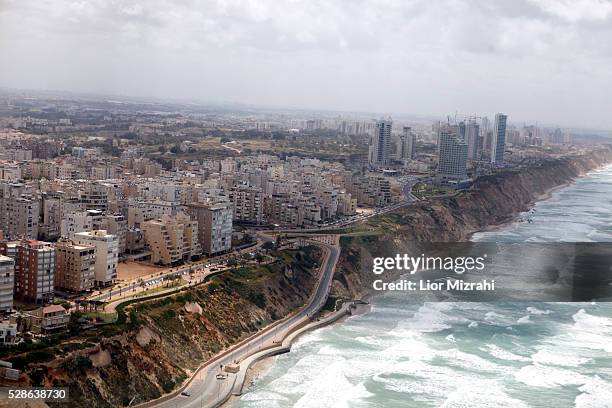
left=528, top=0, right=612, bottom=22
left=1, top=0, right=612, bottom=128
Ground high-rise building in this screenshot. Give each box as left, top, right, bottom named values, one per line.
left=399, top=126, right=416, bottom=161
left=491, top=113, right=507, bottom=164
left=437, top=129, right=468, bottom=181
left=0, top=255, right=15, bottom=312
left=188, top=202, right=233, bottom=256
left=2, top=240, right=55, bottom=304
left=368, top=118, right=392, bottom=166
left=73, top=230, right=118, bottom=286
left=141, top=213, right=201, bottom=266
left=458, top=121, right=467, bottom=140
left=465, top=120, right=480, bottom=160
left=54, top=239, right=96, bottom=292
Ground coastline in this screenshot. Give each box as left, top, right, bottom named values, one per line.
left=225, top=300, right=368, bottom=407
left=222, top=356, right=277, bottom=407
left=228, top=161, right=610, bottom=406
left=466, top=160, right=612, bottom=241
left=466, top=180, right=573, bottom=239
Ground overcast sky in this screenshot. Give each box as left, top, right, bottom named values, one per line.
left=1, top=0, right=612, bottom=128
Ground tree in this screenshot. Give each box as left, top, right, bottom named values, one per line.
left=169, top=143, right=181, bottom=154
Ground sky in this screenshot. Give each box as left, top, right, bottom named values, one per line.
left=1, top=0, right=612, bottom=129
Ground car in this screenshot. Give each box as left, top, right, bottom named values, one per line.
left=180, top=391, right=191, bottom=397
left=216, top=374, right=227, bottom=380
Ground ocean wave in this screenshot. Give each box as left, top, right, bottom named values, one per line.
left=526, top=306, right=551, bottom=315
left=440, top=380, right=530, bottom=408
left=575, top=376, right=612, bottom=408
left=480, top=344, right=530, bottom=362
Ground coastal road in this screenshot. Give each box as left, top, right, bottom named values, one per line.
left=147, top=238, right=340, bottom=408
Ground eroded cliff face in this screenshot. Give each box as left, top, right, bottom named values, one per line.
left=333, top=148, right=612, bottom=299
left=5, top=247, right=321, bottom=408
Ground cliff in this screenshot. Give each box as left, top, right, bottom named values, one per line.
left=332, top=147, right=612, bottom=299
left=2, top=246, right=321, bottom=408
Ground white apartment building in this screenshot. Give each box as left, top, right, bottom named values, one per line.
left=73, top=230, right=118, bottom=286
left=60, top=209, right=104, bottom=238
left=0, top=256, right=15, bottom=313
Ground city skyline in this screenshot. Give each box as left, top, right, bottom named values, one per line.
left=2, top=1, right=612, bottom=129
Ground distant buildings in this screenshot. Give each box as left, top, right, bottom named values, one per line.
left=491, top=113, right=507, bottom=164
left=465, top=120, right=480, bottom=160
left=369, top=118, right=392, bottom=166
left=437, top=129, right=468, bottom=181
left=73, top=230, right=118, bottom=286
left=399, top=126, right=416, bottom=161
left=348, top=175, right=392, bottom=207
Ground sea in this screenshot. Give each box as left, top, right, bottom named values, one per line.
left=232, top=164, right=612, bottom=408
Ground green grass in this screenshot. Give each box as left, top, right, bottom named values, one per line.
left=134, top=278, right=188, bottom=297
left=412, top=182, right=454, bottom=199
left=82, top=311, right=117, bottom=323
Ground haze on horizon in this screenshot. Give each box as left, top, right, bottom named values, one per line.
left=1, top=0, right=612, bottom=130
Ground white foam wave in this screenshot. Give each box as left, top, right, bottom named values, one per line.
left=481, top=344, right=530, bottom=362
left=517, top=315, right=532, bottom=324
left=526, top=306, right=551, bottom=315
left=531, top=348, right=591, bottom=367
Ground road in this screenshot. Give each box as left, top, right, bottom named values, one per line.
left=146, top=238, right=340, bottom=408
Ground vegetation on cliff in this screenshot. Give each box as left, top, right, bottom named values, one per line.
left=4, top=246, right=321, bottom=408
left=332, top=148, right=612, bottom=299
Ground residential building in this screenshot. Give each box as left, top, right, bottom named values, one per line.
left=73, top=230, right=118, bottom=286
left=0, top=256, right=15, bottom=313
left=0, top=196, right=39, bottom=240
left=188, top=202, right=233, bottom=255
left=1, top=240, right=55, bottom=304
left=141, top=213, right=201, bottom=265
left=54, top=239, right=96, bottom=292
left=25, top=304, right=70, bottom=334
left=437, top=129, right=468, bottom=181
left=0, top=321, right=18, bottom=345
left=60, top=209, right=103, bottom=238
left=229, top=185, right=264, bottom=224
